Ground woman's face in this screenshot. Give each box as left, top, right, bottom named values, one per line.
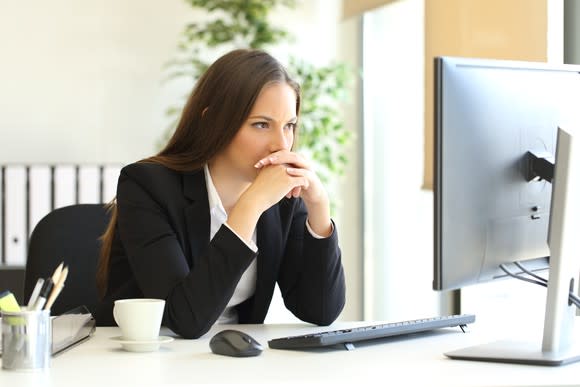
left=216, top=82, right=297, bottom=181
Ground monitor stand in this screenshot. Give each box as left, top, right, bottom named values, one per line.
left=446, top=127, right=580, bottom=366
left=445, top=339, right=580, bottom=366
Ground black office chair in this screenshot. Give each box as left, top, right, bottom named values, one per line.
left=23, top=204, right=110, bottom=316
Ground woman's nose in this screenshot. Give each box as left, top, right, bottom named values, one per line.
left=270, top=129, right=290, bottom=151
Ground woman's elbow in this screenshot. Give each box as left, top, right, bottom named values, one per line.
left=164, top=310, right=213, bottom=339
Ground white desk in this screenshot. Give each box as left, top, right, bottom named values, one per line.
left=2, top=319, right=580, bottom=386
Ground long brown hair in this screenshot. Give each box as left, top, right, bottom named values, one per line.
left=96, top=49, right=301, bottom=296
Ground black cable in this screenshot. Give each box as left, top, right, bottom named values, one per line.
left=499, top=263, right=580, bottom=309
left=513, top=261, right=548, bottom=284
left=499, top=264, right=548, bottom=288
left=569, top=292, right=580, bottom=307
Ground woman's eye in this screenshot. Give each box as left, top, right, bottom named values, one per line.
left=285, top=123, right=296, bottom=131
left=253, top=122, right=268, bottom=129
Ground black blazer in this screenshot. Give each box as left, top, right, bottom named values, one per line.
left=95, top=162, right=346, bottom=338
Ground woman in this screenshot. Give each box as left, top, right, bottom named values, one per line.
left=95, top=49, right=346, bottom=339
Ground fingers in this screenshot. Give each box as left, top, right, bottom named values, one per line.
left=283, top=167, right=307, bottom=199
left=286, top=186, right=301, bottom=199
left=254, top=156, right=275, bottom=168
left=286, top=167, right=310, bottom=190
left=254, top=151, right=309, bottom=170
left=252, top=160, right=315, bottom=204
left=251, top=163, right=306, bottom=203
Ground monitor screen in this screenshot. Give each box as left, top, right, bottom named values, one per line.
left=434, top=56, right=579, bottom=291
left=433, top=56, right=580, bottom=365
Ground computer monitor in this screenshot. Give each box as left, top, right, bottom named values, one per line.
left=433, top=56, right=580, bottom=365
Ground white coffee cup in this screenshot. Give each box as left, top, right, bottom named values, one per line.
left=113, top=298, right=165, bottom=342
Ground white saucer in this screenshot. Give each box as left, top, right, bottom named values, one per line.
left=110, top=336, right=174, bottom=352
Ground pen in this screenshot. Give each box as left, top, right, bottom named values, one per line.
left=31, top=262, right=63, bottom=310
left=33, top=278, right=54, bottom=311
left=27, top=278, right=45, bottom=308
left=44, top=266, right=68, bottom=311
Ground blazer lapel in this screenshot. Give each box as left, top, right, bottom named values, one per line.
left=182, top=170, right=210, bottom=267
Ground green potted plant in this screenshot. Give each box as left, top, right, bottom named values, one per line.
left=162, top=0, right=353, bottom=200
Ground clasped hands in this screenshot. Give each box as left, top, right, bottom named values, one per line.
left=250, top=150, right=332, bottom=238
left=230, top=150, right=332, bottom=240
left=253, top=150, right=326, bottom=205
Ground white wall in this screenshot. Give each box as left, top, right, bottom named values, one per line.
left=0, top=0, right=199, bottom=164
left=0, top=0, right=363, bottom=321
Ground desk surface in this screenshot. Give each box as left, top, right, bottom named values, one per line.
left=2, top=319, right=580, bottom=386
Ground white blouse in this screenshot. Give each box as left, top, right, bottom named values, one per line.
left=203, top=165, right=257, bottom=324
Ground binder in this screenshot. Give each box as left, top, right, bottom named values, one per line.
left=0, top=163, right=123, bottom=267
left=103, top=165, right=121, bottom=203
left=29, top=166, right=52, bottom=237
left=4, top=166, right=27, bottom=266
left=54, top=165, right=76, bottom=209
left=78, top=165, right=100, bottom=204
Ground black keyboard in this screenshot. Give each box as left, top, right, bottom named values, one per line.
left=268, top=314, right=475, bottom=350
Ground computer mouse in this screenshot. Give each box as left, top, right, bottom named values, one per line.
left=209, top=329, right=263, bottom=357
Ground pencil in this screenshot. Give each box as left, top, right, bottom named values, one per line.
left=44, top=266, right=68, bottom=311
left=51, top=262, right=64, bottom=283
